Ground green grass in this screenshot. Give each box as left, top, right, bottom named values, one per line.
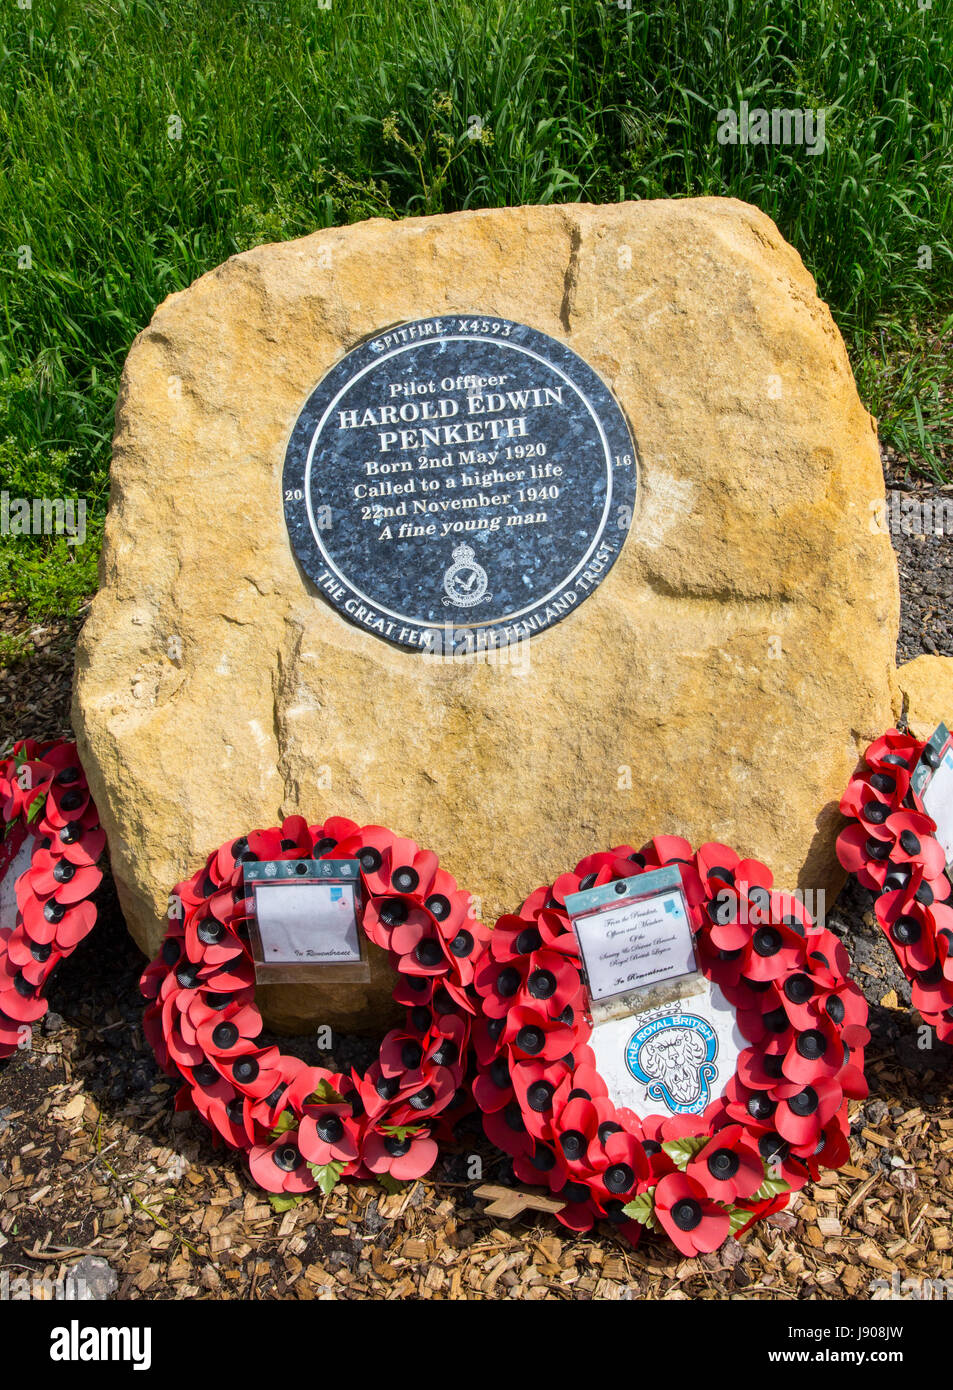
left=1, top=0, right=952, bottom=614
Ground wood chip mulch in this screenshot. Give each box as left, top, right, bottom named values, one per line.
left=1, top=951, right=951, bottom=1302
left=0, top=604, right=84, bottom=748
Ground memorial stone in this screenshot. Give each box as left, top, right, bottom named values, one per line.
left=73, top=199, right=900, bottom=1032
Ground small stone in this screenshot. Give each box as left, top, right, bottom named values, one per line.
left=865, top=1099, right=889, bottom=1125
left=127, top=1063, right=152, bottom=1093
left=69, top=1256, right=119, bottom=1301
left=363, top=1199, right=384, bottom=1236
left=897, top=655, right=953, bottom=741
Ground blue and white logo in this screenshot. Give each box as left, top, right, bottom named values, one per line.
left=625, top=1012, right=719, bottom=1115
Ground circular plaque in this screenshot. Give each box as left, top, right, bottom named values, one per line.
left=282, top=314, right=638, bottom=652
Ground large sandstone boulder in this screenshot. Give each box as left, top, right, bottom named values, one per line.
left=73, top=198, right=900, bottom=1033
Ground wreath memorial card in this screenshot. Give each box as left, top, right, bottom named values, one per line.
left=566, top=867, right=743, bottom=1120
left=243, top=858, right=369, bottom=985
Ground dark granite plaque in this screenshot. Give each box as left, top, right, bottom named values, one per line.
left=282, top=314, right=638, bottom=652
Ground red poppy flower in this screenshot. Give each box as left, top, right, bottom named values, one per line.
left=738, top=917, right=806, bottom=984
left=574, top=845, right=639, bottom=880
left=554, top=1195, right=602, bottom=1232
left=243, top=826, right=300, bottom=863
left=3, top=929, right=63, bottom=976
left=333, top=825, right=398, bottom=895
left=510, top=1059, right=569, bottom=1141
left=182, top=1055, right=233, bottom=1102
left=298, top=1079, right=363, bottom=1165
left=0, top=954, right=48, bottom=1023
left=500, top=1003, right=575, bottom=1063
left=866, top=730, right=920, bottom=770
left=802, top=928, right=852, bottom=985
left=627, top=1119, right=679, bottom=1182
left=835, top=821, right=888, bottom=891
left=0, top=1010, right=27, bottom=1053
left=731, top=1191, right=791, bottom=1236
left=806, top=1122, right=851, bottom=1174
left=840, top=775, right=901, bottom=827
left=363, top=1126, right=438, bottom=1180
left=473, top=1055, right=514, bottom=1113
left=309, top=816, right=361, bottom=853
left=693, top=925, right=747, bottom=990
left=514, top=1140, right=567, bottom=1194
left=379, top=1026, right=431, bottom=1079
left=773, top=1076, right=843, bottom=1148
left=249, top=1135, right=316, bottom=1193
left=877, top=892, right=949, bottom=974
left=641, top=835, right=695, bottom=869
left=474, top=952, right=532, bottom=1018
left=249, top=1062, right=311, bottom=1131
left=654, top=1171, right=730, bottom=1256
left=780, top=971, right=867, bottom=1039
left=912, top=959, right=953, bottom=1022
left=781, top=1013, right=845, bottom=1084
left=589, top=1127, right=651, bottom=1205
left=886, top=811, right=947, bottom=877
left=4, top=938, right=65, bottom=983
left=27, top=847, right=102, bottom=904
left=737, top=1038, right=789, bottom=1092
left=18, top=889, right=98, bottom=952
left=491, top=909, right=573, bottom=960
left=694, top=842, right=740, bottom=885
left=483, top=1098, right=533, bottom=1158
left=563, top=1059, right=610, bottom=1097
left=422, top=1013, right=467, bottom=1070
left=477, top=945, right=581, bottom=1023
left=705, top=882, right=754, bottom=954
left=42, top=777, right=92, bottom=831
left=184, top=907, right=245, bottom=968
left=386, top=1069, right=458, bottom=1127
left=161, top=1005, right=206, bottom=1073
left=189, top=1001, right=262, bottom=1062
left=736, top=985, right=792, bottom=1047
left=839, top=1049, right=869, bottom=1103
left=687, top=1126, right=763, bottom=1202
left=547, top=1094, right=602, bottom=1176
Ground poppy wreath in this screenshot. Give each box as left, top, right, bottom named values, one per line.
left=0, top=738, right=105, bottom=1058
left=472, top=836, right=869, bottom=1256
left=140, top=816, right=489, bottom=1197
left=836, top=728, right=953, bottom=1042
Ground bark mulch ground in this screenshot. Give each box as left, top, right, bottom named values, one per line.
left=1, top=461, right=952, bottom=1301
